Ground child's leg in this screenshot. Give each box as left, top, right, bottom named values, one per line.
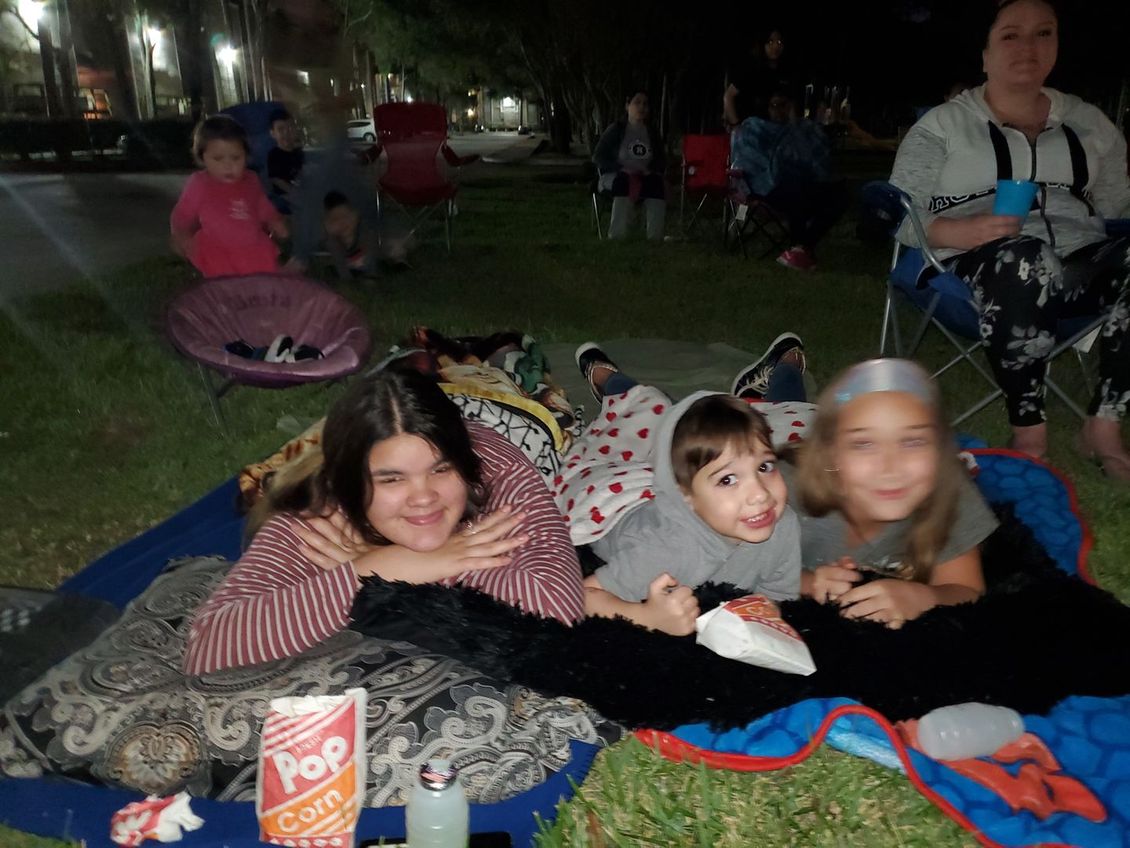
left=603, top=371, right=640, bottom=396
left=609, top=197, right=635, bottom=239
left=764, top=358, right=806, bottom=402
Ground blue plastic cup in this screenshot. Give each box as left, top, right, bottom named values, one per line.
left=993, top=179, right=1039, bottom=217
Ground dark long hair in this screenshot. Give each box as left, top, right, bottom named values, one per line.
left=249, top=366, right=486, bottom=544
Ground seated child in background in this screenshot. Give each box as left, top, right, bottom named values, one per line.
left=322, top=190, right=378, bottom=279
left=266, top=107, right=304, bottom=206
left=170, top=115, right=287, bottom=278
left=555, top=342, right=806, bottom=636
left=788, top=359, right=997, bottom=628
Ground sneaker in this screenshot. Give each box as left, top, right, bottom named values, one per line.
left=265, top=335, right=294, bottom=363
left=731, top=332, right=806, bottom=400
left=776, top=245, right=817, bottom=271
left=575, top=342, right=621, bottom=401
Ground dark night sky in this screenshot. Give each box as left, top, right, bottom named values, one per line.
left=713, top=0, right=1130, bottom=133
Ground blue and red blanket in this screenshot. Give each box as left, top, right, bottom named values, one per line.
left=642, top=450, right=1127, bottom=848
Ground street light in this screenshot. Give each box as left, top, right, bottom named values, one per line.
left=18, top=0, right=44, bottom=25
left=217, top=44, right=237, bottom=66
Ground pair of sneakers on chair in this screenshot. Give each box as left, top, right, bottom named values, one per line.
left=224, top=335, right=323, bottom=363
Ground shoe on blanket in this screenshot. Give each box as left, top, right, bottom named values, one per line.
left=731, top=332, right=805, bottom=400
left=575, top=342, right=621, bottom=401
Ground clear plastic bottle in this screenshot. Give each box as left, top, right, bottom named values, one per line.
left=405, top=759, right=469, bottom=848
left=916, top=703, right=1025, bottom=761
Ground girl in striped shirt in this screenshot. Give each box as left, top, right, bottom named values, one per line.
left=184, top=366, right=584, bottom=675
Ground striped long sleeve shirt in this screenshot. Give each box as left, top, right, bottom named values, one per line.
left=183, top=424, right=583, bottom=675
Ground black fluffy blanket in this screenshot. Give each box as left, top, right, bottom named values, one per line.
left=350, top=505, right=1130, bottom=731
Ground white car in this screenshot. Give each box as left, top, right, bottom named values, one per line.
left=346, top=118, right=376, bottom=143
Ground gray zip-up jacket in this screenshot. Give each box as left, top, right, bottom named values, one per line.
left=890, top=84, right=1130, bottom=260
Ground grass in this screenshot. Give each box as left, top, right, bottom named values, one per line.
left=2, top=154, right=1128, bottom=847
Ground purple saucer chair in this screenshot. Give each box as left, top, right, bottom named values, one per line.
left=167, top=274, right=372, bottom=430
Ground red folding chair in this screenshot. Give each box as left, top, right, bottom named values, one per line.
left=680, top=134, right=732, bottom=238
left=374, top=103, right=478, bottom=252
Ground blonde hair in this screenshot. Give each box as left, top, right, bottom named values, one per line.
left=671, top=395, right=773, bottom=490
left=793, top=362, right=965, bottom=581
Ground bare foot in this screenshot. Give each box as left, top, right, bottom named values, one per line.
left=1008, top=423, right=1048, bottom=460
left=1078, top=417, right=1130, bottom=482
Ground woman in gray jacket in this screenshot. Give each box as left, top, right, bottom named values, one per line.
left=890, top=0, right=1130, bottom=478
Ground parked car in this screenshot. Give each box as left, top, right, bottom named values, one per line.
left=346, top=118, right=375, bottom=142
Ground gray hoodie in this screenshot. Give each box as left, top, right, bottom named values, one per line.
left=890, top=84, right=1130, bottom=260
left=590, top=391, right=802, bottom=603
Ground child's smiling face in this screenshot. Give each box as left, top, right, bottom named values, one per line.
left=833, top=391, right=940, bottom=531
left=683, top=440, right=786, bottom=544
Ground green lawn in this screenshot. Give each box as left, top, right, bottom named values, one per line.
left=3, top=158, right=1128, bottom=847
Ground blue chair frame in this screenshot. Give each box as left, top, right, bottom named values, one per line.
left=868, top=181, right=1106, bottom=426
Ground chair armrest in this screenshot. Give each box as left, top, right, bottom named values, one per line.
left=890, top=186, right=949, bottom=276
left=441, top=143, right=479, bottom=167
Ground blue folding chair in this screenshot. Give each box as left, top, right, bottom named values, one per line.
left=220, top=100, right=291, bottom=213
left=866, top=181, right=1107, bottom=426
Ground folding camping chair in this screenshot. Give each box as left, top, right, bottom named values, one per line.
left=680, top=134, right=732, bottom=239
left=166, top=274, right=372, bottom=433
left=373, top=102, right=478, bottom=252
left=723, top=177, right=792, bottom=259
left=869, top=181, right=1105, bottom=426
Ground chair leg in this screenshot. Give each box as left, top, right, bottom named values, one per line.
left=592, top=193, right=603, bottom=239
left=445, top=199, right=453, bottom=253
left=196, top=363, right=229, bottom=436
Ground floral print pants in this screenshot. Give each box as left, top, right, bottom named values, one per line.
left=949, top=234, right=1130, bottom=426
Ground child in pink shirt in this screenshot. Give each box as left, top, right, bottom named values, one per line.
left=170, top=115, right=287, bottom=278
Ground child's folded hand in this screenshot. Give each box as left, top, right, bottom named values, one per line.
left=837, top=578, right=934, bottom=629
left=642, top=573, right=700, bottom=636
left=806, top=558, right=862, bottom=604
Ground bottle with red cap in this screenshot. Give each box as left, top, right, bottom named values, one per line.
left=405, top=758, right=469, bottom=847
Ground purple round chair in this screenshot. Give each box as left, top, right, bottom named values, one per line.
left=167, top=274, right=372, bottom=428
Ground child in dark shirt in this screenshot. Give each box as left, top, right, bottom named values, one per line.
left=266, top=107, right=305, bottom=201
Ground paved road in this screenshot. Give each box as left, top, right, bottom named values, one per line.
left=0, top=132, right=543, bottom=298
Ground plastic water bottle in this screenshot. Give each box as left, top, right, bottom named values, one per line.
left=916, top=703, right=1025, bottom=761
left=405, top=759, right=469, bottom=847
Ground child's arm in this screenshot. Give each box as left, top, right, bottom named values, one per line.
left=583, top=572, right=700, bottom=636
left=169, top=176, right=201, bottom=258
left=254, top=178, right=289, bottom=240
left=838, top=548, right=984, bottom=628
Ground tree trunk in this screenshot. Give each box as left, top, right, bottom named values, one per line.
left=181, top=0, right=207, bottom=120
left=546, top=80, right=571, bottom=154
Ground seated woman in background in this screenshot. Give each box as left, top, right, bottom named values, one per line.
left=724, top=87, right=849, bottom=271
left=183, top=366, right=585, bottom=675
left=593, top=89, right=667, bottom=241
left=890, top=0, right=1130, bottom=477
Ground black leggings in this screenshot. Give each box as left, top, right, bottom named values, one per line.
left=948, top=234, right=1130, bottom=426
left=764, top=179, right=849, bottom=253
left=610, top=171, right=665, bottom=200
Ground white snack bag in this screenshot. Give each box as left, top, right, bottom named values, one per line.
left=695, top=594, right=816, bottom=676
left=257, top=688, right=367, bottom=848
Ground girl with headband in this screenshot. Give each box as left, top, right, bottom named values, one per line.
left=785, top=359, right=999, bottom=628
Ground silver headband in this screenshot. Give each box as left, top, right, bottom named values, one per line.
left=831, top=359, right=936, bottom=407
